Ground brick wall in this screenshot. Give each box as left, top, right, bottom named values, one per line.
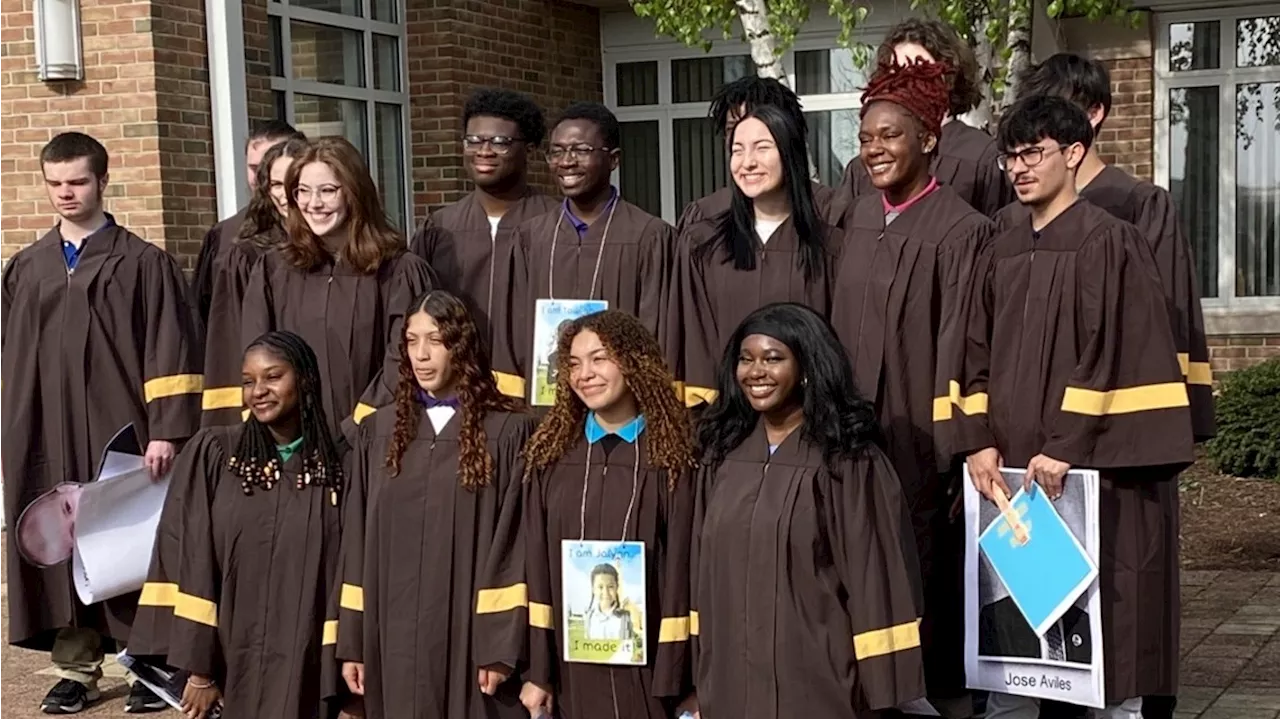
left=1095, top=57, right=1154, bottom=182
left=0, top=0, right=215, bottom=269
left=1209, top=336, right=1280, bottom=378
left=404, top=0, right=603, bottom=223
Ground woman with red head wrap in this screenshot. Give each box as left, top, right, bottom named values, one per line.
left=830, top=55, right=999, bottom=719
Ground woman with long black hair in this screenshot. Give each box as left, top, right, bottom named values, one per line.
left=691, top=302, right=925, bottom=718
left=130, top=331, right=347, bottom=719
left=330, top=290, right=536, bottom=719
left=671, top=104, right=841, bottom=407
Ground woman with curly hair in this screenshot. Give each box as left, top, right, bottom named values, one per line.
left=129, top=331, right=347, bottom=719
left=841, top=18, right=1013, bottom=217
left=692, top=303, right=925, bottom=719
left=200, top=136, right=310, bottom=428
left=328, top=290, right=536, bottom=719
left=492, top=309, right=697, bottom=719
left=832, top=55, right=996, bottom=718
left=240, top=136, right=439, bottom=444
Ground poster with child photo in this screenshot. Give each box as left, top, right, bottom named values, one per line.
left=560, top=539, right=646, bottom=665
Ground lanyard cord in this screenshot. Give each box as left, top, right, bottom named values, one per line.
left=577, top=441, right=641, bottom=542
left=548, top=198, right=620, bottom=300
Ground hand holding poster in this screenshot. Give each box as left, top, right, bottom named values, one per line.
left=964, top=466, right=1105, bottom=708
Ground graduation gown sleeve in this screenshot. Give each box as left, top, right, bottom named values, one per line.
left=490, top=225, right=533, bottom=400
left=825, top=449, right=926, bottom=710
left=199, top=244, right=259, bottom=427
left=141, top=250, right=204, bottom=443
left=674, top=226, right=721, bottom=407
left=1040, top=226, right=1193, bottom=469
left=334, top=423, right=371, bottom=666
left=652, top=472, right=696, bottom=701
left=522, top=471, right=557, bottom=691
left=1133, top=187, right=1215, bottom=442
left=937, top=240, right=1000, bottom=459
left=473, top=420, right=539, bottom=673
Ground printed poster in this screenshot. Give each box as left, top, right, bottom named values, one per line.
left=531, top=299, right=608, bottom=406
left=561, top=539, right=646, bottom=666
left=964, top=466, right=1105, bottom=708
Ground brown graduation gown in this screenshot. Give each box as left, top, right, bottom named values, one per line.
left=332, top=407, right=536, bottom=719
left=409, top=190, right=558, bottom=355
left=199, top=239, right=273, bottom=428
left=675, top=182, right=843, bottom=233
left=691, top=424, right=926, bottom=718
left=2, top=224, right=202, bottom=650
left=500, top=200, right=677, bottom=396
left=841, top=121, right=1013, bottom=219
left=496, top=435, right=695, bottom=719
left=241, top=249, right=438, bottom=443
left=942, top=200, right=1193, bottom=701
left=129, top=426, right=344, bottom=719
left=191, top=208, right=248, bottom=326
left=673, top=217, right=840, bottom=405
left=831, top=185, right=993, bottom=698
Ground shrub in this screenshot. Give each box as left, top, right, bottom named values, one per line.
left=1206, top=357, right=1280, bottom=481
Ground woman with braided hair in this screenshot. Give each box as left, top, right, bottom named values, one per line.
left=328, top=289, right=537, bottom=719
left=492, top=310, right=697, bottom=719
left=129, top=330, right=348, bottom=719
left=830, top=54, right=996, bottom=718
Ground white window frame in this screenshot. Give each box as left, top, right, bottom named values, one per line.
left=267, top=0, right=413, bottom=229
left=1153, top=5, right=1280, bottom=332
left=604, top=30, right=882, bottom=223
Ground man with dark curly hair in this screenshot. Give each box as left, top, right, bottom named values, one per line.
left=409, top=88, right=557, bottom=391
left=841, top=18, right=1014, bottom=218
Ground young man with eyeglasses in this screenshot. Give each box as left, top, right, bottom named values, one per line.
left=190, top=120, right=304, bottom=325
left=495, top=102, right=677, bottom=396
left=944, top=95, right=1191, bottom=719
left=409, top=88, right=556, bottom=397
left=4, top=132, right=201, bottom=715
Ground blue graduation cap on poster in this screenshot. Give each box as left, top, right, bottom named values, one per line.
left=978, top=483, right=1098, bottom=637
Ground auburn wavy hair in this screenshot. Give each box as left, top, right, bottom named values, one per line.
left=385, top=290, right=522, bottom=488
left=281, top=136, right=404, bottom=274
left=522, top=310, right=694, bottom=484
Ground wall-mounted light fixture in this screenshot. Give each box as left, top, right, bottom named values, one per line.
left=34, top=0, right=85, bottom=82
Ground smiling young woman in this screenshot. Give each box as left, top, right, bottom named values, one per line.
left=325, top=290, right=536, bottom=719
left=129, top=331, right=347, bottom=719
left=673, top=102, right=841, bottom=408
left=690, top=302, right=925, bottom=719
left=829, top=56, right=997, bottom=716
left=237, top=136, right=439, bottom=445
left=489, top=309, right=697, bottom=719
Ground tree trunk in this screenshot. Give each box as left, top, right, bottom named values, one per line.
left=963, top=26, right=997, bottom=131
left=736, top=0, right=784, bottom=80
left=1001, top=0, right=1034, bottom=114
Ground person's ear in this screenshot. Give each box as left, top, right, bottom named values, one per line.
left=608, top=148, right=620, bottom=173
left=1087, top=103, right=1106, bottom=132
left=1065, top=142, right=1086, bottom=170
left=921, top=131, right=938, bottom=155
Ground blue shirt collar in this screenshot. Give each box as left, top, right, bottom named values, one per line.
left=584, top=412, right=646, bottom=444
left=61, top=213, right=116, bottom=270
left=562, top=187, right=618, bottom=237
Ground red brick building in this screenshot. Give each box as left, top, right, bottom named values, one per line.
left=1, top=0, right=1276, bottom=371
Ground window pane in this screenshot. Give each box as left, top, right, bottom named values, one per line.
left=293, top=0, right=361, bottom=16
left=616, top=62, right=658, bottom=107
left=293, top=94, right=368, bottom=156
left=618, top=121, right=661, bottom=217
left=671, top=56, right=751, bottom=104
left=270, top=16, right=284, bottom=77
left=1236, top=17, right=1280, bottom=68
left=1235, top=82, right=1280, bottom=297
left=1168, top=21, right=1220, bottom=72
left=672, top=117, right=728, bottom=212
left=376, top=103, right=406, bottom=230
left=805, top=111, right=859, bottom=187
left=274, top=91, right=287, bottom=122
left=373, top=34, right=400, bottom=92
left=1168, top=86, right=1220, bottom=298
left=795, top=49, right=868, bottom=95
left=372, top=0, right=398, bottom=23
left=291, top=20, right=365, bottom=87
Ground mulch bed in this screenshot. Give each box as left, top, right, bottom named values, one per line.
left=1180, top=454, right=1280, bottom=570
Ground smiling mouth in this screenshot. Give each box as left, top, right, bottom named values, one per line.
left=745, top=384, right=777, bottom=398
left=559, top=172, right=586, bottom=187
left=577, top=384, right=607, bottom=396
left=868, top=162, right=893, bottom=175
left=252, top=401, right=277, bottom=411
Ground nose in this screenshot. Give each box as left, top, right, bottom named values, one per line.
left=744, top=360, right=767, bottom=379
left=306, top=192, right=325, bottom=211
left=249, top=380, right=269, bottom=399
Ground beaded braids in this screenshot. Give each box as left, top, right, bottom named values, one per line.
left=227, top=331, right=345, bottom=495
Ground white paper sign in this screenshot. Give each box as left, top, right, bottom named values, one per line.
left=561, top=539, right=646, bottom=666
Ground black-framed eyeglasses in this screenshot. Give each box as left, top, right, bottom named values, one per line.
left=462, top=135, right=524, bottom=155
left=996, top=144, right=1072, bottom=171
left=546, top=144, right=613, bottom=162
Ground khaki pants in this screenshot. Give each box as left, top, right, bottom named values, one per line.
left=986, top=693, right=1142, bottom=719
left=50, top=628, right=135, bottom=689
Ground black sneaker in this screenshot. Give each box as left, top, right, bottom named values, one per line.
left=124, top=681, right=168, bottom=713
left=40, top=678, right=101, bottom=714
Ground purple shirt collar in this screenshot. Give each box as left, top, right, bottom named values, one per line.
left=562, top=187, right=619, bottom=238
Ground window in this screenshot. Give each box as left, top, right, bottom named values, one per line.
left=268, top=0, right=411, bottom=229
left=605, top=43, right=868, bottom=223
left=1156, top=8, right=1280, bottom=322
